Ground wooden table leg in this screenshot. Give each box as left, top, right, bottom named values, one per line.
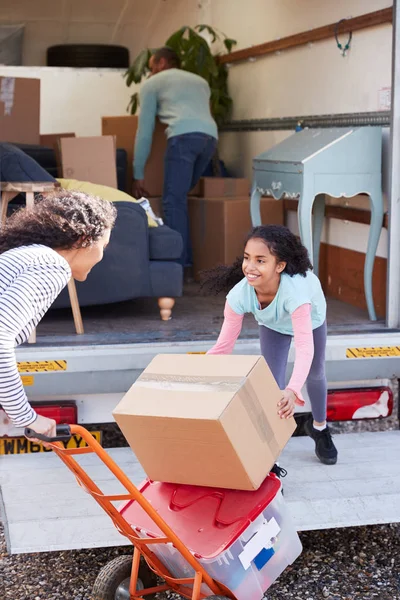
left=67, top=279, right=84, bottom=334
left=0, top=191, right=18, bottom=225
left=25, top=191, right=35, bottom=209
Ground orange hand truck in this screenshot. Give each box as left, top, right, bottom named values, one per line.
left=25, top=424, right=237, bottom=600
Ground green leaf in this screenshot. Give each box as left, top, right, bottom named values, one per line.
left=166, top=26, right=189, bottom=50
left=124, top=67, right=135, bottom=88
left=195, top=24, right=217, bottom=43
left=127, top=92, right=139, bottom=115
left=127, top=48, right=151, bottom=85
left=223, top=38, right=237, bottom=53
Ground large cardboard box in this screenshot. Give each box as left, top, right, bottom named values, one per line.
left=60, top=136, right=118, bottom=188
left=0, top=77, right=40, bottom=144
left=199, top=177, right=250, bottom=198
left=102, top=115, right=167, bottom=196
left=189, top=196, right=284, bottom=280
left=113, top=354, right=295, bottom=490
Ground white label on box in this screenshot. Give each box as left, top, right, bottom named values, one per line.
left=0, top=77, right=15, bottom=115
left=238, top=517, right=281, bottom=570
left=378, top=87, right=391, bottom=111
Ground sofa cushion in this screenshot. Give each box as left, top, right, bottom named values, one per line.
left=0, top=143, right=57, bottom=182
left=148, top=225, right=183, bottom=261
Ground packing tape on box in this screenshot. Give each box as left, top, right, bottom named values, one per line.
left=240, top=381, right=281, bottom=454
left=136, top=372, right=245, bottom=394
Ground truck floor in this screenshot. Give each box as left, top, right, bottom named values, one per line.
left=34, top=283, right=386, bottom=347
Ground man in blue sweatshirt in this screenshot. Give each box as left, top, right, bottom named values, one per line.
left=132, top=47, right=218, bottom=267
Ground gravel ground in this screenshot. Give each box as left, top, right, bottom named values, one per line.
left=1, top=522, right=399, bottom=599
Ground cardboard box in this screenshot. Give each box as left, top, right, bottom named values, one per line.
left=60, top=136, right=118, bottom=188
left=189, top=196, right=284, bottom=280
left=40, top=132, right=75, bottom=149
left=113, top=354, right=295, bottom=490
left=40, top=133, right=76, bottom=177
left=199, top=177, right=250, bottom=198
left=102, top=115, right=167, bottom=196
left=0, top=77, right=40, bottom=144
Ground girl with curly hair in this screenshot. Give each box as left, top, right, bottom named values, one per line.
left=0, top=190, right=116, bottom=440
left=205, top=224, right=338, bottom=465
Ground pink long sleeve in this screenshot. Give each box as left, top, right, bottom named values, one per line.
left=207, top=301, right=244, bottom=354
left=286, top=303, right=314, bottom=405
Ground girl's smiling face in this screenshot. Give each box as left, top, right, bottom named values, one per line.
left=242, top=238, right=286, bottom=289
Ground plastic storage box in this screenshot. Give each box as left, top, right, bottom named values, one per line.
left=119, top=474, right=302, bottom=600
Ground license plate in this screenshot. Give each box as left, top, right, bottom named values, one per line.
left=0, top=431, right=102, bottom=455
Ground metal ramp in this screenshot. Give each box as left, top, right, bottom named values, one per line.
left=1, top=431, right=399, bottom=554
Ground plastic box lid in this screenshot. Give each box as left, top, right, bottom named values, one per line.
left=119, top=474, right=281, bottom=559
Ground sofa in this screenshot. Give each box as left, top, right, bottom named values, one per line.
left=0, top=143, right=183, bottom=316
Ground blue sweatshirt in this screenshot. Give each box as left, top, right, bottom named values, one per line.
left=133, top=69, right=218, bottom=180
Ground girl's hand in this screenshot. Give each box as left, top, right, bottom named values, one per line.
left=277, top=389, right=296, bottom=419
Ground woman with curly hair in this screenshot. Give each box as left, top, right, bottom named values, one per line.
left=205, top=224, right=338, bottom=465
left=0, top=190, right=116, bottom=440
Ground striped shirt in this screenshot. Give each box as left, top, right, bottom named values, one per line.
left=0, top=245, right=71, bottom=427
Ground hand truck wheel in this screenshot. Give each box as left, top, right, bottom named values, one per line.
left=92, top=554, right=158, bottom=600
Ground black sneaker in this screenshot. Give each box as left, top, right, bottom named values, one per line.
left=304, top=418, right=338, bottom=465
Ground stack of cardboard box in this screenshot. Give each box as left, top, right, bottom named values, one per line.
left=188, top=179, right=284, bottom=281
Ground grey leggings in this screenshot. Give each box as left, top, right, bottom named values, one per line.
left=259, top=321, right=327, bottom=423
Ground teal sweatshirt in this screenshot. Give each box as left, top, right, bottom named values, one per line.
left=133, top=69, right=218, bottom=180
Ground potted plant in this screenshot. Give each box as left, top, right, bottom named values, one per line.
left=124, top=25, right=236, bottom=175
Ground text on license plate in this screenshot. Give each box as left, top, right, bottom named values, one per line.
left=0, top=431, right=102, bottom=455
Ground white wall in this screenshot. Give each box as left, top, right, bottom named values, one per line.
left=0, top=66, right=133, bottom=136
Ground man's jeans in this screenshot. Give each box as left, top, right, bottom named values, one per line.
left=162, top=132, right=217, bottom=266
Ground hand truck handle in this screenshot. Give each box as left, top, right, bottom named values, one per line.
left=24, top=424, right=72, bottom=443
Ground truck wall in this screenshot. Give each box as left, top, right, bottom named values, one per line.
left=0, top=0, right=393, bottom=313
left=211, top=0, right=392, bottom=316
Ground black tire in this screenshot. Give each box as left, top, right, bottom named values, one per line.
left=47, top=44, right=129, bottom=68
left=92, top=554, right=158, bottom=600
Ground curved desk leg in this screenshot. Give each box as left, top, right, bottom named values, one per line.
left=250, top=181, right=262, bottom=227
left=364, top=188, right=384, bottom=321
left=297, top=185, right=316, bottom=271
left=312, top=194, right=326, bottom=277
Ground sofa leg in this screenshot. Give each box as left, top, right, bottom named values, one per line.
left=158, top=297, right=175, bottom=321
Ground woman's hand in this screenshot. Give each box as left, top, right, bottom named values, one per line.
left=277, top=389, right=296, bottom=419
left=25, top=414, right=57, bottom=443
